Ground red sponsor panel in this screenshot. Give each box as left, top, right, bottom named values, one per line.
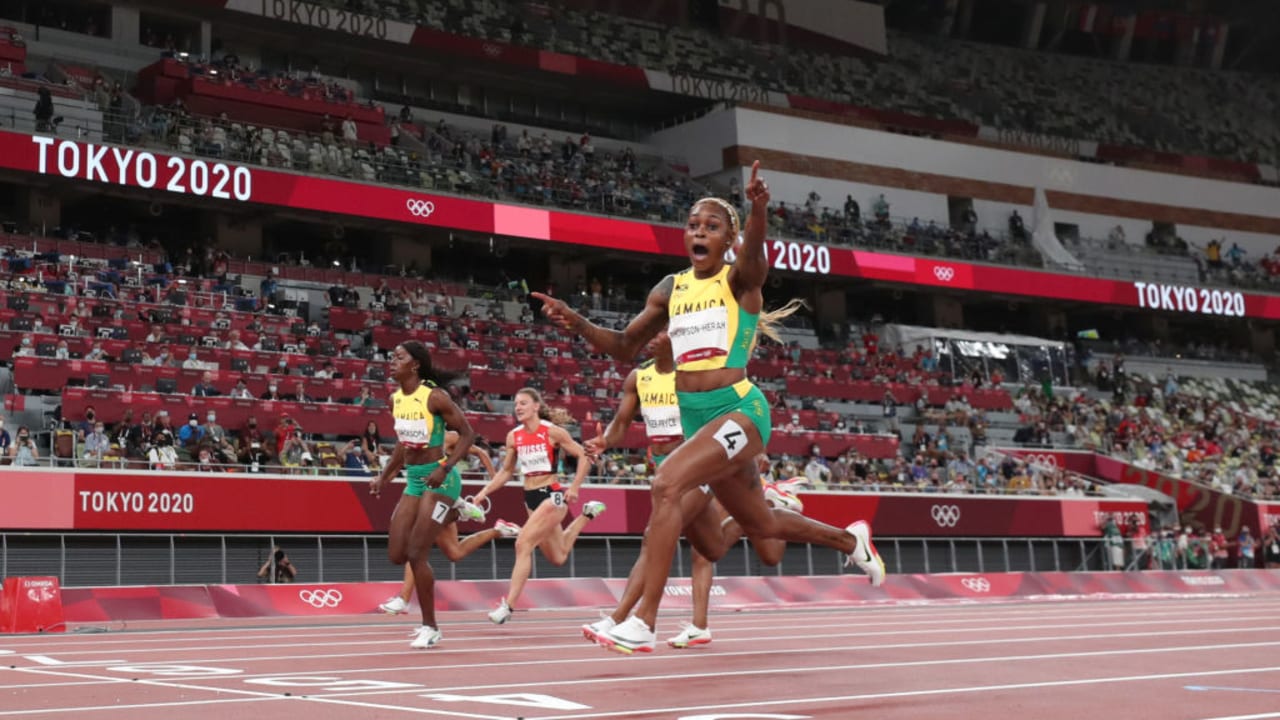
left=59, top=586, right=218, bottom=622
left=932, top=573, right=1027, bottom=599
left=1, top=576, right=64, bottom=633
left=70, top=473, right=386, bottom=532
left=1259, top=503, right=1280, bottom=531
left=1096, top=455, right=1261, bottom=537
left=798, top=493, right=1137, bottom=537
left=995, top=448, right=1097, bottom=475
left=0, top=471, right=75, bottom=529
left=60, top=571, right=1280, bottom=623
left=1060, top=500, right=1151, bottom=536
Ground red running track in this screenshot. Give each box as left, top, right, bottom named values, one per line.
left=4, top=596, right=1280, bottom=720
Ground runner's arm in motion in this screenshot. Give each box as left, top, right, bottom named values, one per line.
left=729, top=160, right=770, bottom=295
left=550, top=424, right=592, bottom=504
left=369, top=443, right=405, bottom=496
left=470, top=431, right=518, bottom=506
left=586, top=369, right=640, bottom=457
left=532, top=276, right=671, bottom=363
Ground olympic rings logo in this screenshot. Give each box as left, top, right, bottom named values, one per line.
left=1020, top=453, right=1059, bottom=468
left=298, top=588, right=344, bottom=608
left=960, top=577, right=991, bottom=593
left=931, top=504, right=961, bottom=528
left=933, top=266, right=955, bottom=282
left=405, top=198, right=436, bottom=218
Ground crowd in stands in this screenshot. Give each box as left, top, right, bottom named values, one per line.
left=316, top=0, right=1279, bottom=166
left=6, top=216, right=1280, bottom=513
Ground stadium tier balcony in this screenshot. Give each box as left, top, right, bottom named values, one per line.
left=134, top=56, right=391, bottom=145
left=326, top=1, right=1278, bottom=170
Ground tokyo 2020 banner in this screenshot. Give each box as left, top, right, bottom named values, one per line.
left=0, top=468, right=1146, bottom=537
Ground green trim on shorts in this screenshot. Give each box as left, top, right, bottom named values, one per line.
left=676, top=379, right=772, bottom=447
left=404, top=462, right=463, bottom=501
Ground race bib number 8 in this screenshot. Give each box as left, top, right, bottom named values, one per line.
left=551, top=491, right=565, bottom=507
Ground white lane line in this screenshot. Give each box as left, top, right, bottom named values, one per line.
left=0, top=666, right=507, bottom=720
left=1198, top=713, right=1280, bottom=720
left=9, top=612, right=1277, bottom=661
left=6, top=622, right=1276, bottom=690
left=529, top=665, right=1280, bottom=720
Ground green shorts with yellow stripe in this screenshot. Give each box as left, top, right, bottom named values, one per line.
left=676, top=378, right=772, bottom=449
left=405, top=462, right=463, bottom=501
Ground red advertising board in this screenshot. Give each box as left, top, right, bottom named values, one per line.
left=2, top=129, right=1272, bottom=318
left=0, top=468, right=1145, bottom=537
left=1095, top=455, right=1264, bottom=537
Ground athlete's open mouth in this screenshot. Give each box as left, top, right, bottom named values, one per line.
left=691, top=242, right=709, bottom=260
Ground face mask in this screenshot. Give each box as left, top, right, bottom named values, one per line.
left=86, top=412, right=95, bottom=420
left=278, top=360, right=287, bottom=367
left=207, top=415, right=216, bottom=422
left=95, top=426, right=104, bottom=433
left=189, top=420, right=198, bottom=427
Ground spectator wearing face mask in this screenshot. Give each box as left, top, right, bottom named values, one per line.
left=0, top=417, right=10, bottom=455
left=271, top=357, right=291, bottom=375
left=148, top=431, right=178, bottom=470
left=9, top=425, right=38, bottom=466
left=82, top=421, right=112, bottom=467
left=177, top=412, right=205, bottom=456
left=261, top=382, right=283, bottom=401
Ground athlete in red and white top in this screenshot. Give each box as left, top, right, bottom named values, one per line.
left=471, top=387, right=606, bottom=624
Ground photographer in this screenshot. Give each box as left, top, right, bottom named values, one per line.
left=257, top=546, right=297, bottom=583
left=147, top=431, right=178, bottom=470
left=9, top=425, right=39, bottom=466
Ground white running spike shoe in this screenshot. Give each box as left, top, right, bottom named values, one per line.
left=408, top=625, right=442, bottom=649
left=494, top=519, right=522, bottom=538
left=763, top=482, right=804, bottom=513
left=666, top=623, right=712, bottom=649
left=488, top=598, right=513, bottom=625
left=457, top=500, right=487, bottom=523
left=601, top=616, right=655, bottom=654
left=582, top=500, right=607, bottom=519
left=582, top=615, right=617, bottom=644
left=379, top=596, right=409, bottom=615
left=845, top=520, right=886, bottom=587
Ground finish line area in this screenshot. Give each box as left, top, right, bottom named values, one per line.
left=4, top=596, right=1280, bottom=720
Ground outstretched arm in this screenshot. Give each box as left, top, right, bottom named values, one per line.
left=532, top=276, right=671, bottom=363
left=730, top=160, right=770, bottom=293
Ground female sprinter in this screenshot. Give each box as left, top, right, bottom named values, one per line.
left=379, top=432, right=520, bottom=615
left=580, top=333, right=799, bottom=650
left=535, top=161, right=884, bottom=652
left=471, top=388, right=606, bottom=624
left=368, top=341, right=477, bottom=649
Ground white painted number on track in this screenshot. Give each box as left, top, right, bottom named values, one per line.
left=247, top=676, right=420, bottom=691
left=421, top=692, right=590, bottom=710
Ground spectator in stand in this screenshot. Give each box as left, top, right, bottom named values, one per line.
left=9, top=425, right=38, bottom=466
left=177, top=412, right=205, bottom=460
left=1101, top=516, right=1124, bottom=570
left=1263, top=525, right=1280, bottom=569
left=0, top=417, right=10, bottom=457
left=229, top=379, right=252, bottom=399
left=261, top=382, right=284, bottom=401
left=81, top=420, right=112, bottom=467
left=148, top=432, right=178, bottom=470
left=1210, top=527, right=1230, bottom=569
left=341, top=115, right=358, bottom=146
left=191, top=371, right=219, bottom=397
left=34, top=87, right=54, bottom=133
left=1236, top=525, right=1257, bottom=568
left=290, top=381, right=312, bottom=403
left=1127, top=516, right=1149, bottom=570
